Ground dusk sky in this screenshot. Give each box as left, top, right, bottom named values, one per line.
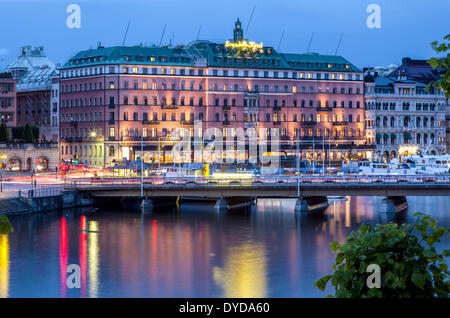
left=1, top=0, right=449, bottom=70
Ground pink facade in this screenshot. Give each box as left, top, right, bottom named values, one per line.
left=59, top=23, right=372, bottom=167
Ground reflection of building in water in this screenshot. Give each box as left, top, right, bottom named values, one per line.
left=0, top=235, right=9, bottom=298
left=88, top=221, right=99, bottom=298
left=213, top=242, right=267, bottom=298
left=59, top=217, right=68, bottom=298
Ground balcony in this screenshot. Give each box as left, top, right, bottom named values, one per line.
left=301, top=121, right=317, bottom=126
left=223, top=105, right=231, bottom=110
left=332, top=121, right=348, bottom=126
left=223, top=120, right=231, bottom=126
left=108, top=103, right=115, bottom=109
left=273, top=105, right=282, bottom=111
left=180, top=120, right=194, bottom=126
left=162, top=105, right=178, bottom=110
left=64, top=137, right=73, bottom=142
left=142, top=120, right=160, bottom=125
left=70, top=121, right=78, bottom=127
left=121, top=136, right=140, bottom=141
left=108, top=119, right=115, bottom=125
left=273, top=121, right=281, bottom=126
left=74, top=137, right=83, bottom=142
left=316, top=107, right=332, bottom=112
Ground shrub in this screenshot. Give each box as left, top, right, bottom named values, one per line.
left=0, top=214, right=13, bottom=235
left=315, top=213, right=450, bottom=297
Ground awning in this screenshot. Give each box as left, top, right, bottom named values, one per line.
left=391, top=133, right=396, bottom=139
left=376, top=133, right=382, bottom=139
left=404, top=132, right=412, bottom=140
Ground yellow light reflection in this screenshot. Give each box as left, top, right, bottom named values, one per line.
left=0, top=235, right=9, bottom=298
left=213, top=242, right=267, bottom=298
left=88, top=221, right=99, bottom=298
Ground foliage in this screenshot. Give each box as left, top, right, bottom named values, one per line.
left=315, top=213, right=450, bottom=298
left=428, top=34, right=450, bottom=97
left=22, top=124, right=35, bottom=143
left=12, top=125, right=39, bottom=143
left=0, top=214, right=13, bottom=235
left=0, top=123, right=9, bottom=143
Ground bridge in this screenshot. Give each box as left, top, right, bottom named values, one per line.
left=65, top=175, right=450, bottom=213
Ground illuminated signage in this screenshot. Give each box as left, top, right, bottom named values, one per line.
left=225, top=40, right=264, bottom=53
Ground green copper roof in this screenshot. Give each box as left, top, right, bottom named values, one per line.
left=61, top=42, right=361, bottom=73
left=61, top=45, right=195, bottom=69
left=281, top=53, right=360, bottom=72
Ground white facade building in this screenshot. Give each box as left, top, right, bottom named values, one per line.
left=364, top=74, right=447, bottom=161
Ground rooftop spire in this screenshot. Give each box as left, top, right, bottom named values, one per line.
left=233, top=18, right=243, bottom=42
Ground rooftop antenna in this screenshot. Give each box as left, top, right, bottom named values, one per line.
left=306, top=32, right=314, bottom=53
left=196, top=25, right=202, bottom=40
left=122, top=21, right=131, bottom=46
left=245, top=5, right=256, bottom=37
left=159, top=24, right=167, bottom=46
left=334, top=32, right=343, bottom=55
left=277, top=29, right=285, bottom=51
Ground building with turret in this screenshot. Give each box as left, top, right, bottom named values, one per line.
left=59, top=19, right=373, bottom=168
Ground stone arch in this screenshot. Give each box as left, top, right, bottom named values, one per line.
left=390, top=151, right=396, bottom=160
left=26, top=157, right=32, bottom=171
left=37, top=156, right=49, bottom=170
left=7, top=156, right=22, bottom=171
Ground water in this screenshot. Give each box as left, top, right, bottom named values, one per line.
left=1, top=196, right=449, bottom=298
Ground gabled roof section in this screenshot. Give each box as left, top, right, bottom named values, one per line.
left=61, top=45, right=195, bottom=69
left=281, top=53, right=360, bottom=72
left=186, top=40, right=292, bottom=70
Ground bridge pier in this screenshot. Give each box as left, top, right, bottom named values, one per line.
left=382, top=196, right=408, bottom=213
left=214, top=197, right=255, bottom=212
left=140, top=197, right=178, bottom=213
left=295, top=196, right=329, bottom=213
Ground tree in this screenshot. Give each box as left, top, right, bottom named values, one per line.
left=22, top=123, right=35, bottom=143
left=0, top=123, right=9, bottom=143
left=428, top=34, right=450, bottom=97
left=315, top=213, right=450, bottom=298
left=0, top=214, right=13, bottom=235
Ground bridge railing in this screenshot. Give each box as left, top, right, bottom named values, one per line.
left=66, top=174, right=450, bottom=188
left=19, top=186, right=65, bottom=198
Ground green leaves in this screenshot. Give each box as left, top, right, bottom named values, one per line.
left=315, top=214, right=450, bottom=298
left=428, top=35, right=450, bottom=97
left=0, top=214, right=13, bottom=235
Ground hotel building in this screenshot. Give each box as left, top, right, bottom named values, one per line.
left=59, top=20, right=372, bottom=167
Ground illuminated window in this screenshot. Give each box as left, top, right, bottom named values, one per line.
left=132, top=67, right=138, bottom=74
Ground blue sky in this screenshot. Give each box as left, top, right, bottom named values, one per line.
left=0, top=0, right=449, bottom=69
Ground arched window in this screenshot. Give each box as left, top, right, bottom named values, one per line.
left=109, top=146, right=115, bottom=157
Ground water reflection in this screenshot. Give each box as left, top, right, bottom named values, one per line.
left=0, top=235, right=9, bottom=298
left=88, top=221, right=99, bottom=298
left=213, top=242, right=267, bottom=298
left=3, top=196, right=450, bottom=297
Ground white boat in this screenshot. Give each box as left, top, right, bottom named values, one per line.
left=402, top=154, right=450, bottom=174
left=358, top=160, right=418, bottom=176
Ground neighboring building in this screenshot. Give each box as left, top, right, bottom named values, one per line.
left=388, top=57, right=446, bottom=85
left=6, top=46, right=59, bottom=142
left=0, top=143, right=59, bottom=171
left=364, top=71, right=447, bottom=161
left=59, top=20, right=372, bottom=168
left=0, top=72, right=17, bottom=130
left=446, top=97, right=450, bottom=154
left=6, top=46, right=55, bottom=81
